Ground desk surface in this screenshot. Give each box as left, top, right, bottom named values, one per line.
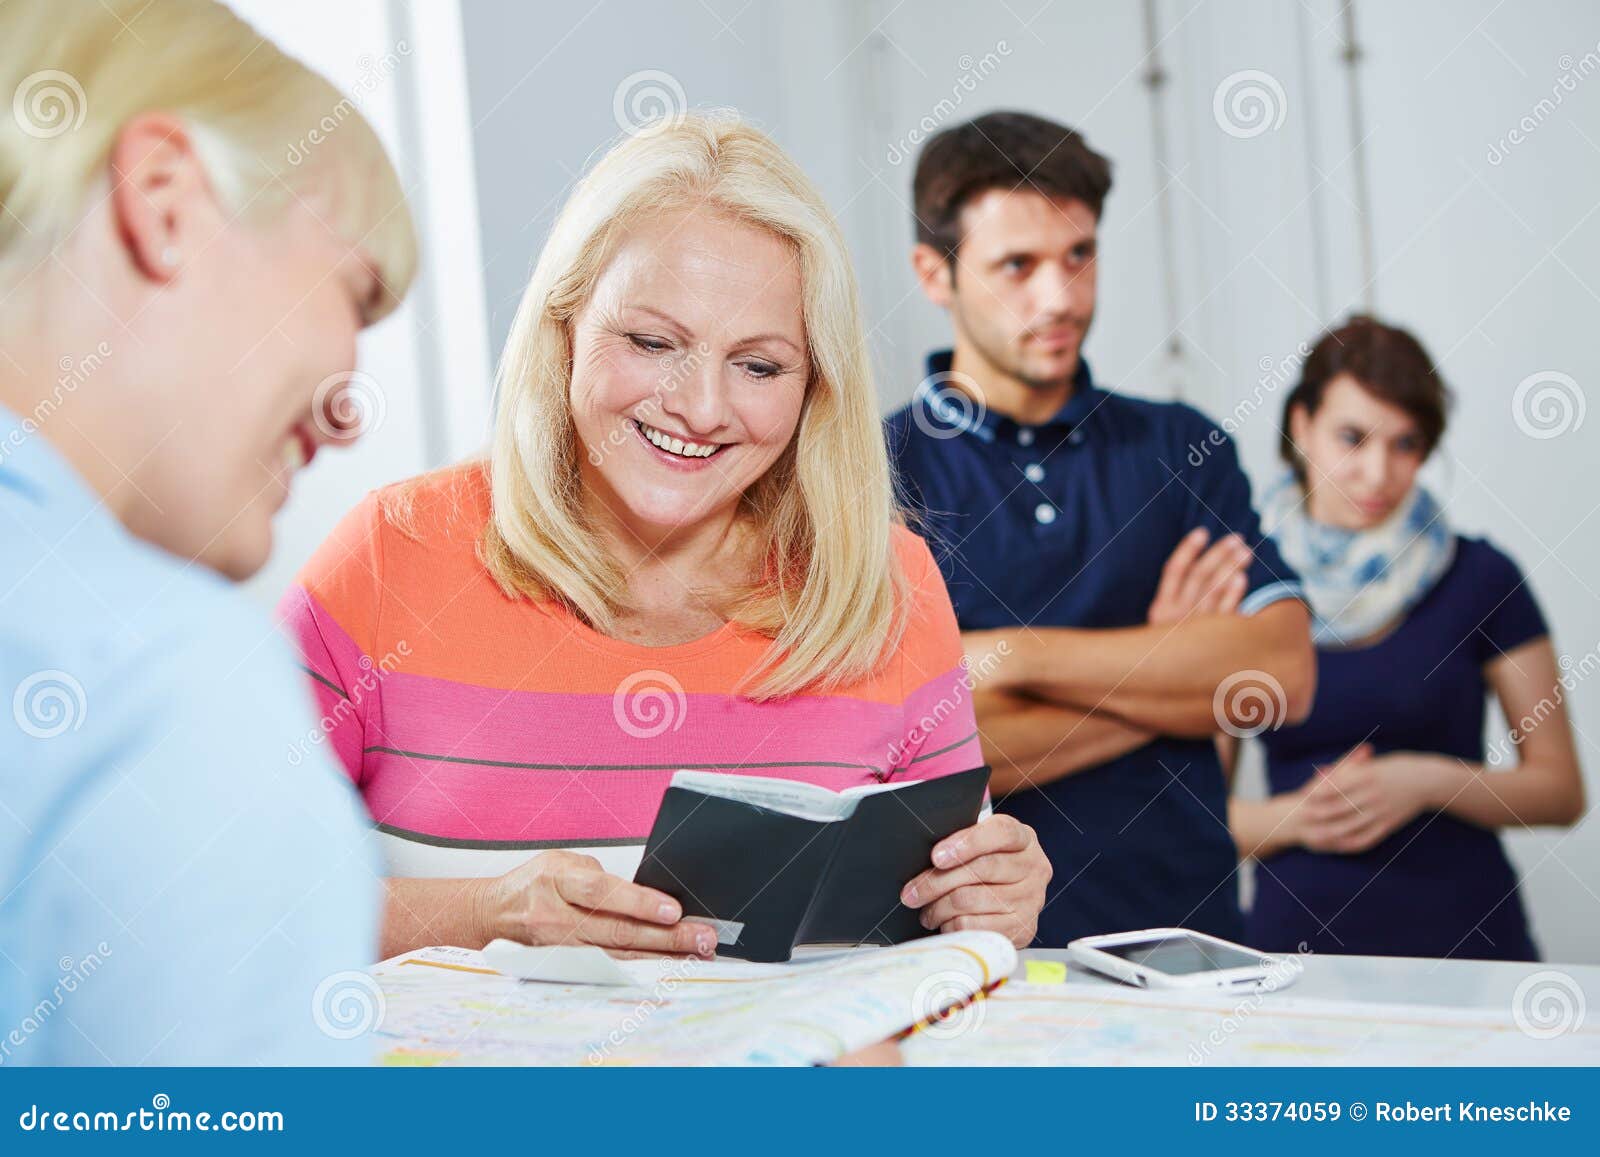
left=1021, top=948, right=1600, bottom=1011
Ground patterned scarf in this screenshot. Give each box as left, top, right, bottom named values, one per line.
left=1261, top=473, right=1455, bottom=648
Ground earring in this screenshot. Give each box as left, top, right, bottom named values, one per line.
left=160, top=247, right=179, bottom=267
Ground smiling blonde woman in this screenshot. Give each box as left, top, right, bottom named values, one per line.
left=282, top=112, right=1050, bottom=960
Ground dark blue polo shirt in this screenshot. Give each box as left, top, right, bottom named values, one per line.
left=885, top=351, right=1304, bottom=947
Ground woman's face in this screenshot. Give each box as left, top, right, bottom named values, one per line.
left=568, top=203, right=809, bottom=545
left=121, top=191, right=381, bottom=581
left=1290, top=374, right=1428, bottom=531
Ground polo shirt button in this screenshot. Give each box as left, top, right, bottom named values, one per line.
left=1024, top=463, right=1045, bottom=483
left=1068, top=430, right=1085, bottom=445
left=1017, top=428, right=1035, bottom=446
left=1034, top=503, right=1056, bottom=525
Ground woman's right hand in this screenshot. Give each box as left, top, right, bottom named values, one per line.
left=1293, top=744, right=1377, bottom=853
left=475, top=851, right=718, bottom=958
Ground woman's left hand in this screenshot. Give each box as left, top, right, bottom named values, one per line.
left=1298, top=747, right=1447, bottom=854
left=900, top=814, right=1051, bottom=948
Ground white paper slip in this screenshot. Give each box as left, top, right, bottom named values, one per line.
left=483, top=939, right=635, bottom=986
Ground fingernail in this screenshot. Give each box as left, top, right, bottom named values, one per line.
left=933, top=847, right=955, bottom=868
left=902, top=884, right=919, bottom=906
left=696, top=932, right=715, bottom=955
left=657, top=901, right=679, bottom=923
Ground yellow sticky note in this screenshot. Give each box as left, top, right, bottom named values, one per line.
left=1024, top=958, right=1068, bottom=985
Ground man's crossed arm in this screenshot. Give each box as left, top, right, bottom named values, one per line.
left=968, top=529, right=1315, bottom=794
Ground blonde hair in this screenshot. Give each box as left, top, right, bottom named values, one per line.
left=485, top=112, right=907, bottom=701
left=0, top=0, right=416, bottom=315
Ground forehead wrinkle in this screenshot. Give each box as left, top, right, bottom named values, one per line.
left=960, top=190, right=1097, bottom=253
left=607, top=234, right=804, bottom=351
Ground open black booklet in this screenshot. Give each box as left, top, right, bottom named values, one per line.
left=633, top=765, right=991, bottom=962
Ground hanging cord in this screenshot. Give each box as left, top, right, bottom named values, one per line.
left=1141, top=0, right=1189, bottom=400
left=1341, top=4, right=1377, bottom=309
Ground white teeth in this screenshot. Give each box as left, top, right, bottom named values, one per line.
left=636, top=419, right=720, bottom=458
left=281, top=434, right=307, bottom=471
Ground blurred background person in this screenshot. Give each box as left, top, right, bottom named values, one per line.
left=1228, top=317, right=1585, bottom=960
left=887, top=111, right=1313, bottom=947
left=0, top=0, right=415, bottom=1063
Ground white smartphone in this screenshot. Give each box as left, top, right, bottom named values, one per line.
left=1065, top=927, right=1299, bottom=993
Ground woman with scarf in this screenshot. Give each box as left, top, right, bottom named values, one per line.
left=1229, top=316, right=1584, bottom=961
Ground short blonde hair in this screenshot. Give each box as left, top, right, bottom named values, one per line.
left=0, top=0, right=416, bottom=316
left=485, top=112, right=907, bottom=701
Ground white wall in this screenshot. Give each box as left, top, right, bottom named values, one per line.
left=228, top=0, right=493, bottom=610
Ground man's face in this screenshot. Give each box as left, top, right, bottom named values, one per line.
left=929, top=188, right=1099, bottom=391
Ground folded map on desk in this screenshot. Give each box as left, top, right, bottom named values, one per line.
left=898, top=978, right=1600, bottom=1067
left=370, top=931, right=1017, bottom=1066
left=633, top=765, right=991, bottom=962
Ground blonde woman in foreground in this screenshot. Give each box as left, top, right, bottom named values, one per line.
left=283, top=113, right=1051, bottom=960
left=0, top=0, right=416, bottom=1063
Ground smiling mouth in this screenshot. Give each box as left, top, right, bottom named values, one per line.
left=632, top=418, right=727, bottom=459
left=279, top=422, right=317, bottom=473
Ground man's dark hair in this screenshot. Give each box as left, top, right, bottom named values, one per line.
left=912, top=111, right=1113, bottom=260
left=1280, top=315, right=1452, bottom=481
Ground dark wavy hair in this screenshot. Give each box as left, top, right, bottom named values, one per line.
left=1281, top=315, right=1452, bottom=483
left=912, top=111, right=1113, bottom=260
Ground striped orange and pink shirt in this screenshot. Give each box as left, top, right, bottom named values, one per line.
left=278, top=465, right=982, bottom=880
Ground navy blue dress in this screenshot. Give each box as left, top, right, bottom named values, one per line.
left=1248, top=536, right=1546, bottom=961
